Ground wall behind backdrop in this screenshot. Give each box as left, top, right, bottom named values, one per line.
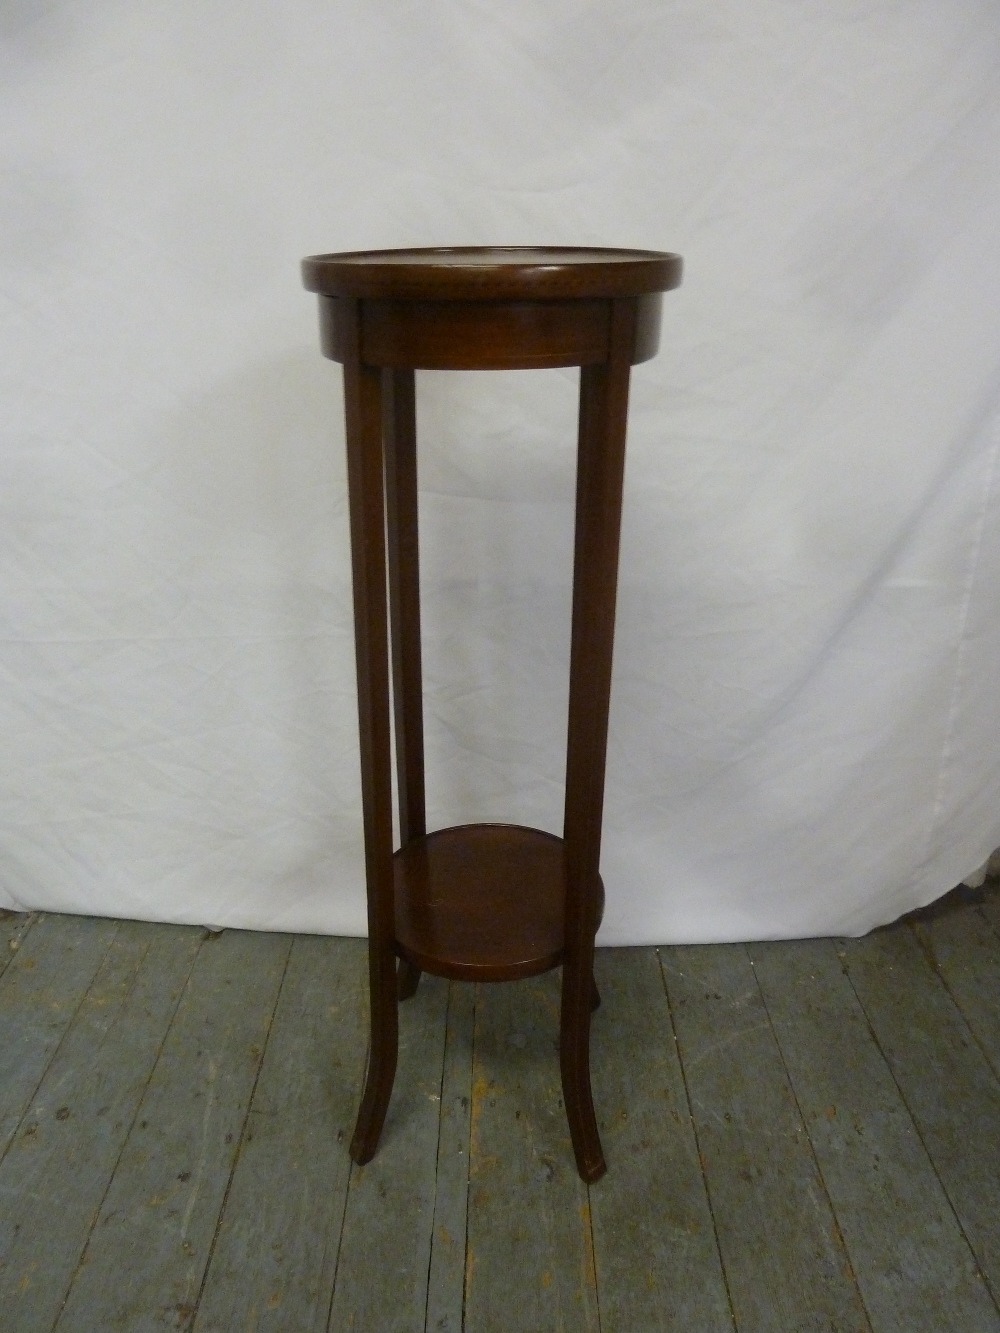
left=3, top=1, right=1000, bottom=942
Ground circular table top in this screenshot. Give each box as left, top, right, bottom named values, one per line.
left=301, top=245, right=682, bottom=301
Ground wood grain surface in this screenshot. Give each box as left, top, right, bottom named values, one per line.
left=1, top=885, right=997, bottom=1330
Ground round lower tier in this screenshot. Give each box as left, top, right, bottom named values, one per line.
left=393, top=823, right=605, bottom=983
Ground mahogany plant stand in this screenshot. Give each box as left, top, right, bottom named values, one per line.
left=302, top=247, right=682, bottom=1182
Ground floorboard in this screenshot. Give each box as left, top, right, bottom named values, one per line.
left=750, top=937, right=1000, bottom=1333
left=910, top=887, right=1000, bottom=1084
left=424, top=980, right=475, bottom=1333
left=588, top=947, right=734, bottom=1332
left=0, top=910, right=38, bottom=984
left=0, top=920, right=202, bottom=1332
left=192, top=934, right=368, bottom=1333
left=51, top=927, right=291, bottom=1333
left=1, top=885, right=997, bottom=1332
left=0, top=915, right=120, bottom=1160
left=327, top=971, right=450, bottom=1332
left=663, top=943, right=869, bottom=1333
left=979, top=880, right=1000, bottom=934
left=839, top=925, right=1000, bottom=1308
left=462, top=972, right=599, bottom=1333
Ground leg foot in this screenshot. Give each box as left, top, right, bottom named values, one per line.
left=349, top=1033, right=398, bottom=1163
left=561, top=1046, right=607, bottom=1182
left=561, top=963, right=607, bottom=1182
left=349, top=949, right=399, bottom=1165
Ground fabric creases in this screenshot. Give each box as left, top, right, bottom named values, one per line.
left=3, top=0, right=1000, bottom=941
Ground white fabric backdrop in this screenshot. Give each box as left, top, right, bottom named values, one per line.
left=3, top=1, right=1000, bottom=942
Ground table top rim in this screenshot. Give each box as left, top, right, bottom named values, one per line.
left=301, top=245, right=682, bottom=299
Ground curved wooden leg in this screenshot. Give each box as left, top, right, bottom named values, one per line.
left=561, top=943, right=606, bottom=1183
left=397, top=957, right=422, bottom=1000
left=350, top=942, right=398, bottom=1163
left=560, top=299, right=638, bottom=1182
left=591, top=978, right=601, bottom=1012
left=341, top=303, right=399, bottom=1165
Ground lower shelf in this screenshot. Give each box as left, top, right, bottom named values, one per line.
left=393, top=823, right=605, bottom=983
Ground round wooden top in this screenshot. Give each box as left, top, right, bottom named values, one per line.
left=301, top=245, right=682, bottom=301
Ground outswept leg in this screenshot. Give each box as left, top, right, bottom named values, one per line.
left=560, top=298, right=638, bottom=1181
left=340, top=301, right=400, bottom=1164
left=561, top=944, right=606, bottom=1182
left=350, top=942, right=399, bottom=1163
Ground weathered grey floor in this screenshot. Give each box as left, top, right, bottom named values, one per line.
left=1, top=881, right=999, bottom=1332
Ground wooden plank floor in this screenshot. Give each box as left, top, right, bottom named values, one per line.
left=1, top=883, right=999, bottom=1332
